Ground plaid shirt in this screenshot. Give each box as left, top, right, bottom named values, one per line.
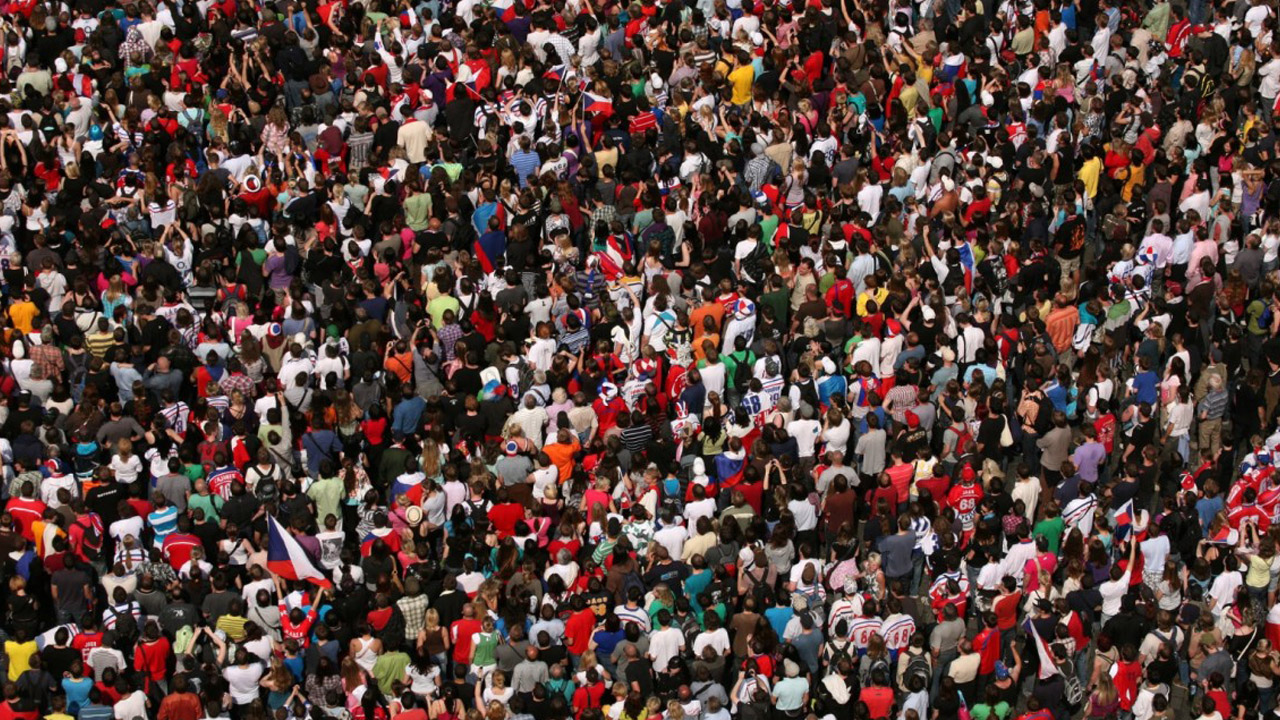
left=221, top=371, right=257, bottom=401
left=590, top=203, right=617, bottom=230
left=438, top=322, right=463, bottom=363
left=30, top=342, right=64, bottom=381
left=396, top=594, right=429, bottom=642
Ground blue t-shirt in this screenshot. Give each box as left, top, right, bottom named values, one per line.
left=764, top=606, right=793, bottom=639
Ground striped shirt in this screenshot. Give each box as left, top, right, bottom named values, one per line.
left=147, top=506, right=179, bottom=548
left=613, top=604, right=651, bottom=632
left=216, top=614, right=250, bottom=642
left=159, top=401, right=190, bottom=435
left=510, top=150, right=541, bottom=187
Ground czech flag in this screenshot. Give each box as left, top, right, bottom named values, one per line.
left=1114, top=500, right=1134, bottom=541
left=583, top=92, right=612, bottom=114
left=1027, top=620, right=1060, bottom=680
left=391, top=472, right=426, bottom=505
left=267, top=515, right=331, bottom=587
left=544, top=64, right=569, bottom=83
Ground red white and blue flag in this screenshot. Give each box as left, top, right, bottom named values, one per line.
left=267, top=515, right=330, bottom=587
left=490, top=0, right=519, bottom=22
left=391, top=472, right=427, bottom=505
left=956, top=240, right=975, bottom=292
left=1114, top=500, right=1134, bottom=541
left=583, top=92, right=613, bottom=114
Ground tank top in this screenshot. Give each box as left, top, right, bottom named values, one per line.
left=472, top=631, right=498, bottom=667
left=354, top=636, right=378, bottom=673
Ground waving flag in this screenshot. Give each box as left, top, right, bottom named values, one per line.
left=544, top=63, right=568, bottom=83
left=267, top=515, right=331, bottom=587
left=583, top=92, right=613, bottom=114
left=1114, top=500, right=1134, bottom=541
left=711, top=450, right=747, bottom=495
left=1028, top=620, right=1061, bottom=680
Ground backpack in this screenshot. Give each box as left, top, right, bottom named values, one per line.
left=1061, top=661, right=1086, bottom=707
left=903, top=652, right=931, bottom=691
left=283, top=244, right=302, bottom=276
left=731, top=351, right=753, bottom=394
left=180, top=187, right=202, bottom=222
left=620, top=570, right=646, bottom=601
left=741, top=241, right=770, bottom=282
left=75, top=513, right=104, bottom=561
left=861, top=654, right=890, bottom=686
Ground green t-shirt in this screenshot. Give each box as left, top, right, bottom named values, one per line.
left=970, top=701, right=1010, bottom=720
left=403, top=192, right=432, bottom=232
left=188, top=492, right=224, bottom=523
left=307, top=476, right=344, bottom=525
left=1033, top=516, right=1066, bottom=554
left=372, top=651, right=411, bottom=694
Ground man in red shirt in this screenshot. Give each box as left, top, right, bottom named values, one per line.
left=5, top=481, right=46, bottom=542
left=162, top=516, right=203, bottom=571
left=563, top=595, right=596, bottom=662
left=487, top=488, right=526, bottom=539
left=858, top=667, right=895, bottom=719
left=450, top=603, right=483, bottom=666
left=973, top=612, right=1002, bottom=687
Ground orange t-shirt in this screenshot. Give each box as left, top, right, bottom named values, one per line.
left=543, top=439, right=581, bottom=484
left=384, top=351, right=414, bottom=384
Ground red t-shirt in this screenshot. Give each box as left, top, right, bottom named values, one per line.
left=861, top=686, right=894, bottom=719
left=162, top=533, right=202, bottom=570
left=450, top=618, right=482, bottom=663
left=488, top=503, right=524, bottom=538
left=738, top=481, right=764, bottom=514
left=565, top=609, right=596, bottom=655
left=974, top=627, right=1000, bottom=674
left=885, top=463, right=914, bottom=505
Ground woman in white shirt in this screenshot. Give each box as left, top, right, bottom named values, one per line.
left=110, top=439, right=143, bottom=486
left=1165, top=385, right=1195, bottom=466
left=822, top=408, right=852, bottom=455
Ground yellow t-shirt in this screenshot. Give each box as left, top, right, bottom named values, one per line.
left=729, top=65, right=755, bottom=105
left=9, top=300, right=37, bottom=334
left=1078, top=157, right=1102, bottom=199
left=1247, top=554, right=1271, bottom=588
left=6, top=639, right=37, bottom=681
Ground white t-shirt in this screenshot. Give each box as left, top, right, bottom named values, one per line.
left=648, top=626, right=685, bottom=671
left=692, top=627, right=731, bottom=657
left=223, top=663, right=265, bottom=704
left=788, top=419, right=821, bottom=458
left=1099, top=566, right=1133, bottom=616
left=787, top=498, right=818, bottom=531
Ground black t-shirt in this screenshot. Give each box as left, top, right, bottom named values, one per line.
left=625, top=657, right=655, bottom=698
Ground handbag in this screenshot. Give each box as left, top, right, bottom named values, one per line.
left=958, top=692, right=972, bottom=720
left=1000, top=416, right=1014, bottom=447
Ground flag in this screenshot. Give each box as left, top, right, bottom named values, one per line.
left=390, top=472, right=427, bottom=505
left=1114, top=499, right=1134, bottom=541
left=582, top=92, right=612, bottom=114
left=956, top=240, right=975, bottom=292
left=489, top=0, right=518, bottom=22
left=544, top=64, right=568, bottom=83
left=1028, top=621, right=1060, bottom=680
left=266, top=515, right=331, bottom=587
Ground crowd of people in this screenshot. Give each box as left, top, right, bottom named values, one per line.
left=8, top=0, right=1280, bottom=720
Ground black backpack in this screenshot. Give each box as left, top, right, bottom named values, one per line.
left=903, top=652, right=931, bottom=691
left=731, top=352, right=753, bottom=393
